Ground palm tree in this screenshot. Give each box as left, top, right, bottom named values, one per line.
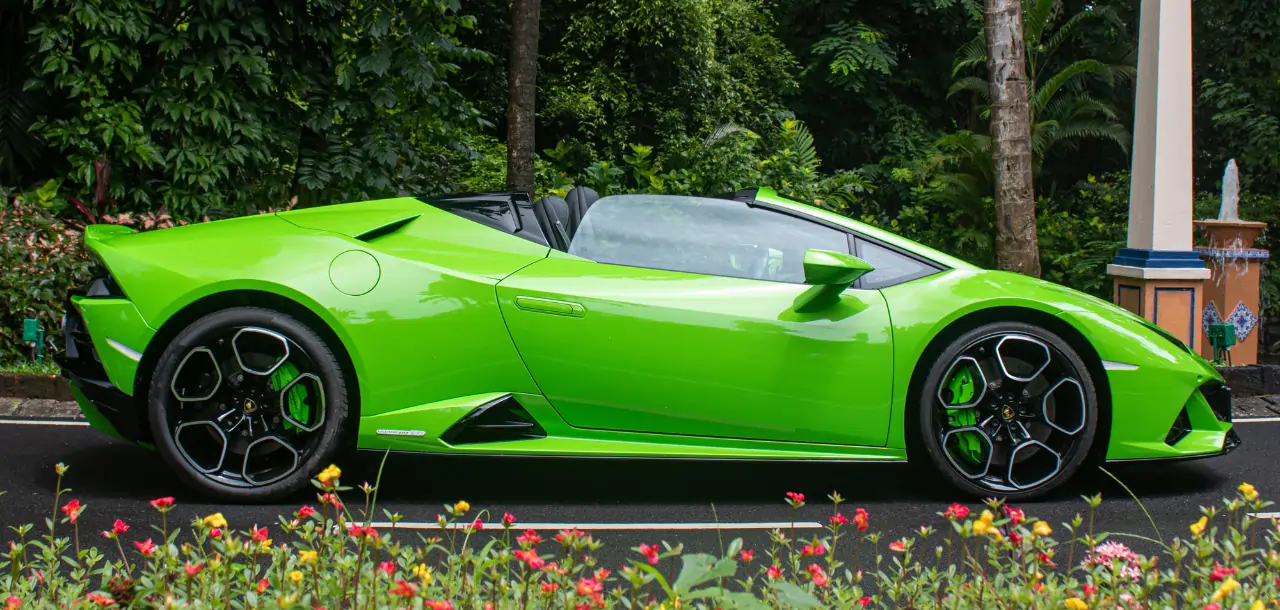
left=948, top=0, right=1134, bottom=172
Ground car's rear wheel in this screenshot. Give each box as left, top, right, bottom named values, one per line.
left=147, top=307, right=349, bottom=502
left=918, top=321, right=1098, bottom=500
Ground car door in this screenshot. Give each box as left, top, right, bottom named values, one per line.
left=495, top=194, right=895, bottom=447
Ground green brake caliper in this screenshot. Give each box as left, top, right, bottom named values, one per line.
left=270, top=362, right=310, bottom=431
left=942, top=364, right=984, bottom=464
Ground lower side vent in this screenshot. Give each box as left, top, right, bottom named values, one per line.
left=441, top=395, right=546, bottom=445
left=1165, top=406, right=1192, bottom=446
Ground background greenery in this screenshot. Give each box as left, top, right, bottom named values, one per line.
left=3, top=0, right=1279, bottom=362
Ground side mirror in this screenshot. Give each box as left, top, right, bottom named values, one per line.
left=794, top=249, right=875, bottom=312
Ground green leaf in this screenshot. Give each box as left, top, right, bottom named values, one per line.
left=769, top=581, right=825, bottom=608
left=672, top=553, right=738, bottom=593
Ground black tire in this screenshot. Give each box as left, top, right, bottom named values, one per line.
left=917, top=321, right=1098, bottom=501
left=147, top=307, right=349, bottom=502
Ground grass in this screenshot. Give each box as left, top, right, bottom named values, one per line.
left=0, top=358, right=59, bottom=375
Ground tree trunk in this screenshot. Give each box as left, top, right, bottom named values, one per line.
left=505, top=0, right=541, bottom=195
left=984, top=0, right=1041, bottom=276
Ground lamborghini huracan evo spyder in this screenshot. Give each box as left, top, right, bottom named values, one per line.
left=55, top=186, right=1237, bottom=501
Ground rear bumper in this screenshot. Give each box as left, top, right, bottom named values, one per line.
left=54, top=294, right=145, bottom=442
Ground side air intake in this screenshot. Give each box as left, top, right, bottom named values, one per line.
left=440, top=395, right=546, bottom=445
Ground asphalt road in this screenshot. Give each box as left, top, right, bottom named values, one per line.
left=0, top=418, right=1275, bottom=569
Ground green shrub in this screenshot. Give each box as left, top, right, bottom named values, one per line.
left=2, top=462, right=1277, bottom=609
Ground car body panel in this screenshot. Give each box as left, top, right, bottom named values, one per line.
left=495, top=252, right=895, bottom=446
left=61, top=189, right=1235, bottom=472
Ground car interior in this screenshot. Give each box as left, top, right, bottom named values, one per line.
left=531, top=186, right=601, bottom=251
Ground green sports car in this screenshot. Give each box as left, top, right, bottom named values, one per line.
left=56, top=186, right=1237, bottom=501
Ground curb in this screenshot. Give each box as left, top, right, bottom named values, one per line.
left=0, top=373, right=73, bottom=401
left=1216, top=365, right=1280, bottom=397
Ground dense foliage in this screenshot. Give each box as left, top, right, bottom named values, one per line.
left=4, top=0, right=1280, bottom=359
left=2, top=462, right=1278, bottom=609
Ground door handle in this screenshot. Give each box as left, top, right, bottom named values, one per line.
left=514, top=296, right=585, bottom=317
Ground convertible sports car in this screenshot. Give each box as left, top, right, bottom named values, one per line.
left=56, top=186, right=1237, bottom=501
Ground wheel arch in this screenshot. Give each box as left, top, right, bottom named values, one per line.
left=902, top=305, right=1112, bottom=465
left=132, top=290, right=362, bottom=445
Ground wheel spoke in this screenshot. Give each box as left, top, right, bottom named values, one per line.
left=1006, top=440, right=1062, bottom=490
left=938, top=356, right=987, bottom=409
left=1041, top=377, right=1087, bottom=435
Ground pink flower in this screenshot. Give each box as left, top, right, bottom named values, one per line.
left=1210, top=562, right=1237, bottom=582
left=801, top=543, right=826, bottom=556
left=209, top=527, right=222, bottom=539
left=1204, top=604, right=1220, bottom=610
left=184, top=562, right=203, bottom=577
left=149, top=497, right=175, bottom=510
left=594, top=568, right=611, bottom=581
left=889, top=540, right=906, bottom=552
left=576, top=577, right=603, bottom=596
left=469, top=518, right=484, bottom=532
left=250, top=526, right=269, bottom=542
left=424, top=602, right=452, bottom=610
left=390, top=581, right=417, bottom=598
left=541, top=582, right=560, bottom=593
left=739, top=549, right=754, bottom=562
left=830, top=513, right=849, bottom=526
left=638, top=543, right=660, bottom=564
left=1082, top=541, right=1142, bottom=581
left=379, top=561, right=395, bottom=576
left=514, top=549, right=545, bottom=569
left=61, top=499, right=82, bottom=523
left=517, top=530, right=542, bottom=546
left=943, top=503, right=970, bottom=520
left=767, top=565, right=782, bottom=579
left=785, top=491, right=805, bottom=506
left=1003, top=506, right=1025, bottom=525
left=85, top=592, right=114, bottom=606
left=1083, top=584, right=1096, bottom=596
left=297, top=505, right=317, bottom=518
left=5, top=596, right=20, bottom=610
left=853, top=508, right=869, bottom=532
left=101, top=519, right=129, bottom=538
left=502, top=512, right=516, bottom=527
left=807, top=564, right=829, bottom=587
left=134, top=539, right=157, bottom=556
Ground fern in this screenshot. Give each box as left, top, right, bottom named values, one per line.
left=812, top=21, right=898, bottom=92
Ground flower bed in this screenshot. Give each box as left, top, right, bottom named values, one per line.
left=1, top=463, right=1275, bottom=609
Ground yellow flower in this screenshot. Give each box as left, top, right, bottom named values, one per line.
left=1240, top=482, right=1259, bottom=501
left=1065, top=598, right=1088, bottom=610
left=453, top=500, right=471, bottom=515
left=979, top=510, right=994, bottom=524
left=412, top=563, right=434, bottom=584
left=260, top=538, right=272, bottom=551
left=317, top=464, right=342, bottom=484
left=202, top=513, right=227, bottom=529
left=1213, top=577, right=1240, bottom=601
left=1251, top=601, right=1265, bottom=610
left=1191, top=516, right=1208, bottom=536
left=290, top=570, right=303, bottom=584
left=299, top=550, right=318, bottom=564
left=972, top=520, right=990, bottom=535
left=1033, top=521, right=1052, bottom=537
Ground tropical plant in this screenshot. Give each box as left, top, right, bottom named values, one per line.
left=947, top=0, right=1134, bottom=172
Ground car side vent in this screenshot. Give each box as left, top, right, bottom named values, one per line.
left=354, top=215, right=420, bottom=242
left=1165, top=406, right=1192, bottom=446
left=441, top=395, right=546, bottom=445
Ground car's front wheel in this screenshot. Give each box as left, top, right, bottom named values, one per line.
left=147, top=307, right=349, bottom=502
left=918, top=321, right=1098, bottom=500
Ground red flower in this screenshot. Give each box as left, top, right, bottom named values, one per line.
left=785, top=491, right=805, bottom=506
left=555, top=528, right=586, bottom=543
left=739, top=549, right=755, bottom=562
left=85, top=592, right=114, bottom=606
left=594, top=568, right=611, bottom=581
left=469, top=518, right=484, bottom=532
left=149, top=497, right=175, bottom=510
left=767, top=565, right=782, bottom=579
left=831, top=513, right=849, bottom=526
left=1003, top=506, right=1024, bottom=525
left=541, top=582, right=560, bottom=594
left=319, top=493, right=343, bottom=509
left=943, top=503, right=970, bottom=520
left=1083, top=584, right=1096, bottom=596
left=576, top=577, right=603, bottom=596
left=133, top=539, right=157, bottom=556
left=517, top=530, right=542, bottom=546
left=379, top=561, right=395, bottom=576
left=514, top=549, right=545, bottom=569
left=61, top=499, right=82, bottom=523
left=1204, top=604, right=1220, bottom=610
left=1037, top=552, right=1055, bottom=567
left=889, top=540, right=906, bottom=552
left=638, top=543, right=660, bottom=564
left=424, top=602, right=452, bottom=610
left=502, top=512, right=516, bottom=527
left=349, top=524, right=378, bottom=540
left=5, top=595, right=20, bottom=610
left=390, top=580, right=417, bottom=598
left=1210, top=562, right=1237, bottom=582
left=801, top=543, right=826, bottom=556
left=250, top=526, right=269, bottom=542
left=101, top=519, right=129, bottom=538
left=854, top=508, right=869, bottom=532
left=209, top=528, right=222, bottom=539
left=807, top=564, right=829, bottom=587
left=184, top=562, right=204, bottom=577
left=857, top=597, right=872, bottom=608
left=297, top=505, right=317, bottom=519
left=1009, top=531, right=1023, bottom=546
left=256, top=579, right=268, bottom=594
left=1034, top=583, right=1045, bottom=593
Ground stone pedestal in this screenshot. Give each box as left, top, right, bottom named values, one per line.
left=1195, top=219, right=1269, bottom=365
left=1109, top=262, right=1210, bottom=353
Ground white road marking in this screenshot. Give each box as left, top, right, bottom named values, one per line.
left=370, top=521, right=825, bottom=531
left=1251, top=512, right=1280, bottom=519
left=1234, top=417, right=1280, bottom=423
left=0, top=419, right=89, bottom=427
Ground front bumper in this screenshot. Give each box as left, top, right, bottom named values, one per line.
left=1108, top=379, right=1241, bottom=463
left=55, top=293, right=145, bottom=442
